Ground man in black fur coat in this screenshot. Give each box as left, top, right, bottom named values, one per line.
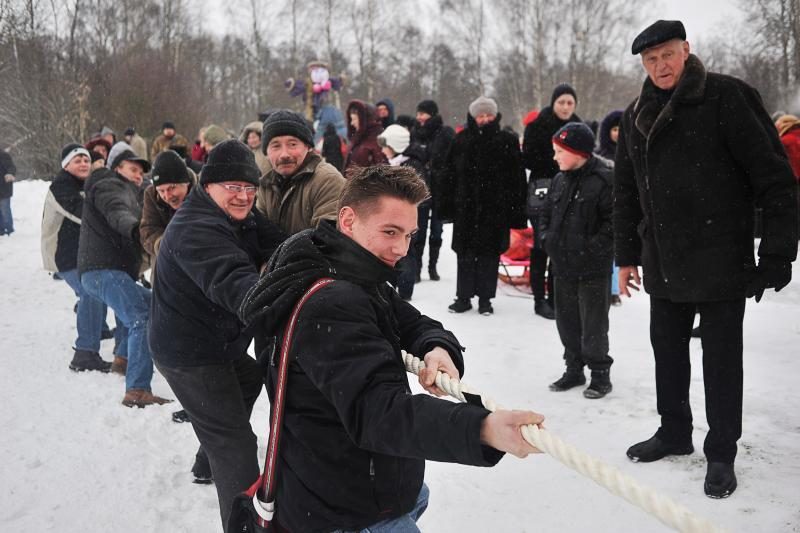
left=615, top=19, right=798, bottom=499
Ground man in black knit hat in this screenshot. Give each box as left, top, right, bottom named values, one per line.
left=616, top=19, right=798, bottom=498
left=256, top=109, right=345, bottom=236
left=149, top=140, right=286, bottom=528
left=412, top=99, right=455, bottom=282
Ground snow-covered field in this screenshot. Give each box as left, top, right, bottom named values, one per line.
left=1, top=179, right=798, bottom=533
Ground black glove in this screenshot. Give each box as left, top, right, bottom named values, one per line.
left=746, top=255, right=792, bottom=303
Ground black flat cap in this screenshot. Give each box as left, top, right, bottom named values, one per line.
left=631, top=20, right=686, bottom=55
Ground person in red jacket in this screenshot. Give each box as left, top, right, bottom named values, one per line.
left=344, top=99, right=387, bottom=172
left=775, top=114, right=800, bottom=180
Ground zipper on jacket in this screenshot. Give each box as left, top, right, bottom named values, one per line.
left=369, top=457, right=375, bottom=480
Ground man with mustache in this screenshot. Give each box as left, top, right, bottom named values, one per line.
left=256, top=109, right=346, bottom=235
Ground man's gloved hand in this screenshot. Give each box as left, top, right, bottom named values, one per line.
left=746, top=255, right=792, bottom=303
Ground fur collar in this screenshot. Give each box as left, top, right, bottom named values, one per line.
left=633, top=54, right=707, bottom=139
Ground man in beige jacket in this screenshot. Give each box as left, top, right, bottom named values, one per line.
left=256, top=110, right=345, bottom=235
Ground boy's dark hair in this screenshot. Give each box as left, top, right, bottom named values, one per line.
left=339, top=165, right=429, bottom=215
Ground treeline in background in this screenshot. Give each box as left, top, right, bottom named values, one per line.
left=2, top=0, right=799, bottom=178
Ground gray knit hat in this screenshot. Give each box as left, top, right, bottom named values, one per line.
left=261, top=110, right=314, bottom=153
left=468, top=96, right=498, bottom=118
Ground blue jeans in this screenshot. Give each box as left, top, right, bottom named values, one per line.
left=0, top=196, right=13, bottom=234
left=611, top=262, right=620, bottom=296
left=59, top=269, right=104, bottom=352
left=81, top=269, right=153, bottom=390
left=334, top=483, right=429, bottom=533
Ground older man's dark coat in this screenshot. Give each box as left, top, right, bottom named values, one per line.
left=614, top=54, right=798, bottom=302
left=439, top=113, right=528, bottom=256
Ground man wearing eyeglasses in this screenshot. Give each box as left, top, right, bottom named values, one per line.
left=149, top=139, right=286, bottom=529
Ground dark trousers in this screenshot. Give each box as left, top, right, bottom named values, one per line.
left=395, top=249, right=417, bottom=299
left=649, top=297, right=746, bottom=463
left=554, top=276, right=613, bottom=371
left=456, top=253, right=499, bottom=300
left=414, top=202, right=443, bottom=272
left=530, top=218, right=553, bottom=302
left=155, top=354, right=263, bottom=529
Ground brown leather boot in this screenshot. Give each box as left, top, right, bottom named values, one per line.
left=110, top=356, right=127, bottom=376
left=122, top=389, right=173, bottom=408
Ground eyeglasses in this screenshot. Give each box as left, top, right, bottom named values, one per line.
left=216, top=183, right=258, bottom=195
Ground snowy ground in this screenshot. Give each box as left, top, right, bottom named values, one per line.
left=1, top=180, right=799, bottom=533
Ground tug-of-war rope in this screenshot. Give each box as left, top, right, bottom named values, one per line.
left=402, top=352, right=726, bottom=533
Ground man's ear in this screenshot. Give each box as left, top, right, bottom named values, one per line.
left=339, top=206, right=356, bottom=236
left=682, top=40, right=690, bottom=59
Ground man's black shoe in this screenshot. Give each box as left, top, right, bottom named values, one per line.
left=428, top=266, right=440, bottom=281
left=583, top=369, right=612, bottom=399
left=704, top=462, right=737, bottom=498
left=549, top=369, right=586, bottom=391
left=172, top=409, right=191, bottom=423
left=191, top=450, right=213, bottom=484
left=101, top=327, right=116, bottom=341
left=478, top=299, right=493, bottom=315
left=448, top=298, right=472, bottom=313
left=626, top=434, right=694, bottom=462
left=534, top=300, right=555, bottom=320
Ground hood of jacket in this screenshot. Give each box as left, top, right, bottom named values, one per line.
left=376, top=98, right=396, bottom=127
left=347, top=100, right=384, bottom=145
left=239, top=220, right=397, bottom=334
left=598, top=110, right=622, bottom=157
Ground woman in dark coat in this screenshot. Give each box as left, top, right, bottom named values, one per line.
left=522, top=83, right=582, bottom=319
left=344, top=99, right=387, bottom=172
left=596, top=110, right=623, bottom=160
left=439, top=97, right=527, bottom=315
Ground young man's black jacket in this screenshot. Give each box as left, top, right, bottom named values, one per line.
left=149, top=185, right=285, bottom=367
left=78, top=168, right=144, bottom=279
left=540, top=156, right=613, bottom=280
left=239, top=221, right=504, bottom=532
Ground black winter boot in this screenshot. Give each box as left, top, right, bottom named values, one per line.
left=583, top=369, right=613, bottom=399
left=704, top=462, right=737, bottom=498
left=428, top=245, right=441, bottom=281
left=448, top=298, right=472, bottom=313
left=534, top=300, right=555, bottom=320
left=478, top=299, right=493, bottom=315
left=69, top=349, right=112, bottom=373
left=191, top=449, right=213, bottom=484
left=549, top=368, right=586, bottom=391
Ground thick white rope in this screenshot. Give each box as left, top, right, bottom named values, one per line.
left=403, top=352, right=726, bottom=533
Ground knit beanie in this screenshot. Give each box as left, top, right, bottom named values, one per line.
left=552, top=122, right=595, bottom=159
left=550, top=83, right=578, bottom=107
left=261, top=110, right=314, bottom=152
left=200, top=139, right=260, bottom=186
left=61, top=143, right=90, bottom=169
left=106, top=141, right=133, bottom=170
left=468, top=96, right=498, bottom=118
left=162, top=121, right=176, bottom=130
left=377, top=125, right=411, bottom=154
left=203, top=124, right=229, bottom=148
left=151, top=150, right=191, bottom=186
left=416, top=100, right=439, bottom=117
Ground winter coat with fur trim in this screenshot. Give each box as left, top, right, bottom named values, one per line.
left=344, top=100, right=388, bottom=171
left=614, top=54, right=798, bottom=302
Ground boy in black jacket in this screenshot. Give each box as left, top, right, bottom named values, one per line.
left=540, top=122, right=614, bottom=399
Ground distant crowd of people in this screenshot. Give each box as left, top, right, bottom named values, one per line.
left=0, top=16, right=796, bottom=533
